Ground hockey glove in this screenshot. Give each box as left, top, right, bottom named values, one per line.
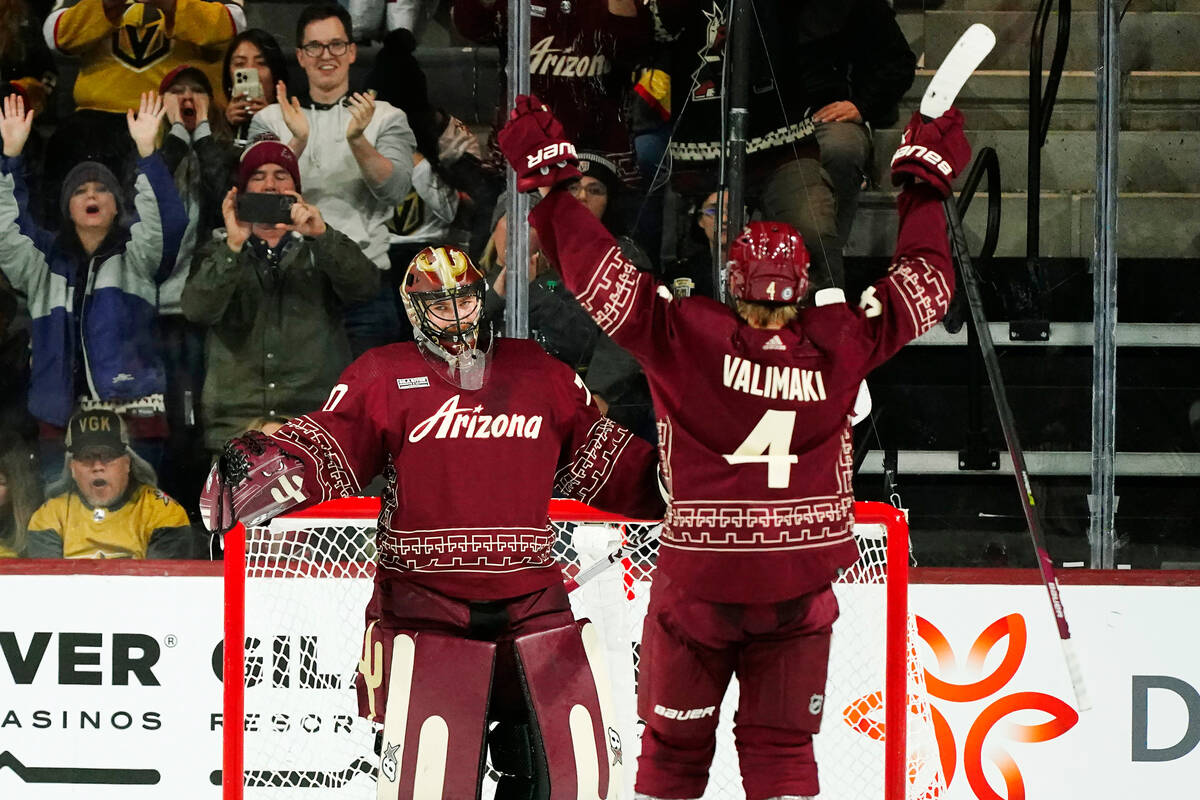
left=890, top=107, right=970, bottom=199
left=198, top=431, right=310, bottom=532
left=497, top=94, right=581, bottom=193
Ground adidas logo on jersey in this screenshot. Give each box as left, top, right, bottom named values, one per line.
left=762, top=334, right=787, bottom=351
left=408, top=394, right=544, bottom=443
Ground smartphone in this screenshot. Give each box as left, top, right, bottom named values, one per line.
left=236, top=192, right=296, bottom=224
left=232, top=68, right=264, bottom=101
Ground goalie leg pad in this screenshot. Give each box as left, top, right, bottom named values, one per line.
left=511, top=620, right=619, bottom=800
left=372, top=631, right=495, bottom=800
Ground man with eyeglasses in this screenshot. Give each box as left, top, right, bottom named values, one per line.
left=25, top=410, right=200, bottom=559
left=249, top=3, right=417, bottom=355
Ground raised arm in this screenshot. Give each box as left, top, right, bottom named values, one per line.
left=346, top=97, right=415, bottom=203
left=854, top=109, right=969, bottom=370
left=164, top=0, right=245, bottom=47
left=44, top=0, right=123, bottom=56
left=497, top=95, right=679, bottom=369
left=0, top=94, right=52, bottom=294
left=124, top=93, right=188, bottom=285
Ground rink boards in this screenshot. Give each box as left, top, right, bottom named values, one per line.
left=0, top=566, right=1198, bottom=799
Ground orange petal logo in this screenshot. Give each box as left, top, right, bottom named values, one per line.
left=841, top=613, right=1079, bottom=799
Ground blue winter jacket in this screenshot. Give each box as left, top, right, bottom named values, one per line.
left=0, top=153, right=187, bottom=427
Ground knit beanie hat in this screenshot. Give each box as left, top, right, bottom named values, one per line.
left=237, top=137, right=301, bottom=192
left=159, top=63, right=213, bottom=96
left=60, top=161, right=124, bottom=219
left=576, top=151, right=621, bottom=197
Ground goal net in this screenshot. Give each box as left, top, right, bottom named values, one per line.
left=222, top=498, right=944, bottom=800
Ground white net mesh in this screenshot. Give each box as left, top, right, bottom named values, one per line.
left=232, top=503, right=944, bottom=800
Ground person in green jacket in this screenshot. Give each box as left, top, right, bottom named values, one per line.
left=182, top=138, right=380, bottom=454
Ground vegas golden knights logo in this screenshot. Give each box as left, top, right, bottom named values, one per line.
left=112, top=4, right=171, bottom=72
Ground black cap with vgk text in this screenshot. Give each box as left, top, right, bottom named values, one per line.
left=65, top=410, right=130, bottom=457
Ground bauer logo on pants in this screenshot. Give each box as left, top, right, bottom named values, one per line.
left=653, top=704, right=716, bottom=720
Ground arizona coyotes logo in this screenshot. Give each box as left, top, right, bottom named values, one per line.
left=690, top=3, right=727, bottom=101
left=112, top=3, right=172, bottom=72
left=843, top=613, right=1078, bottom=800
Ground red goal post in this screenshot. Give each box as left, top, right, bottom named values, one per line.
left=223, top=498, right=941, bottom=800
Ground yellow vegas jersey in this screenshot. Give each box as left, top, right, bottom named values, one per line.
left=49, top=0, right=239, bottom=112
left=27, top=482, right=196, bottom=559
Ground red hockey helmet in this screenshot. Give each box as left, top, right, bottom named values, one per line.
left=401, top=245, right=488, bottom=348
left=726, top=221, right=811, bottom=304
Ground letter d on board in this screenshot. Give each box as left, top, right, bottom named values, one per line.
left=1132, top=675, right=1200, bottom=761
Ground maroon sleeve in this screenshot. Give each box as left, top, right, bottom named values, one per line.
left=269, top=353, right=391, bottom=507
left=551, top=363, right=664, bottom=521
left=530, top=189, right=677, bottom=371
left=850, top=183, right=954, bottom=371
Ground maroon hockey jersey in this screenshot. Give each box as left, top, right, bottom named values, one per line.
left=452, top=0, right=650, bottom=174
left=531, top=184, right=953, bottom=603
left=269, top=339, right=664, bottom=600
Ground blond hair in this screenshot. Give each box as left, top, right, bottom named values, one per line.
left=735, top=300, right=799, bottom=329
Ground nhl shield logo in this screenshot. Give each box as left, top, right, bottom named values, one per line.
left=381, top=741, right=400, bottom=782
left=809, top=693, right=824, bottom=716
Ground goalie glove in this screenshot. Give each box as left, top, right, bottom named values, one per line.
left=198, top=431, right=310, bottom=532
left=496, top=94, right=581, bottom=193
left=890, top=107, right=970, bottom=199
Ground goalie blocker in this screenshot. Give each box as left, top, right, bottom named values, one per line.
left=362, top=582, right=623, bottom=800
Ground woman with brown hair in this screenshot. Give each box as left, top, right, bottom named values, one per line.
left=0, top=434, right=42, bottom=558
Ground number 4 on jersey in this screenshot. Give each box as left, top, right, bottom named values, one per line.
left=722, top=410, right=799, bottom=488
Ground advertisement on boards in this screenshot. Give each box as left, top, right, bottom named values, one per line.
left=1, top=574, right=1198, bottom=799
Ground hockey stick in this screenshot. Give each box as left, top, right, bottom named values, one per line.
left=942, top=201, right=1091, bottom=711
left=920, top=23, right=1090, bottom=711
left=563, top=543, right=629, bottom=594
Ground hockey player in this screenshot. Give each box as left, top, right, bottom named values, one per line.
left=200, top=244, right=664, bottom=799
left=497, top=96, right=968, bottom=800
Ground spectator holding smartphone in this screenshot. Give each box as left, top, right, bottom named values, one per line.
left=0, top=92, right=187, bottom=485
left=221, top=28, right=288, bottom=145
left=248, top=3, right=416, bottom=356
left=182, top=138, right=379, bottom=456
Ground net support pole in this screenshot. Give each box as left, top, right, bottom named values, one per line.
left=1089, top=0, right=1120, bottom=568
left=854, top=501, right=910, bottom=800
left=504, top=0, right=532, bottom=338
left=222, top=523, right=247, bottom=800
left=716, top=0, right=751, bottom=303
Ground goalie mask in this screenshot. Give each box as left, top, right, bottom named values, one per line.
left=401, top=245, right=492, bottom=390
left=727, top=221, right=811, bottom=304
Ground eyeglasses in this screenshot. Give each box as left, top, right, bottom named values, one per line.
left=568, top=182, right=608, bottom=198
left=301, top=40, right=350, bottom=57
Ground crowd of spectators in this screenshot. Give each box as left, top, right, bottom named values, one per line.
left=0, top=0, right=915, bottom=558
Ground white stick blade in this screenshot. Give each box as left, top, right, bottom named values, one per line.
left=920, top=23, right=997, bottom=119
